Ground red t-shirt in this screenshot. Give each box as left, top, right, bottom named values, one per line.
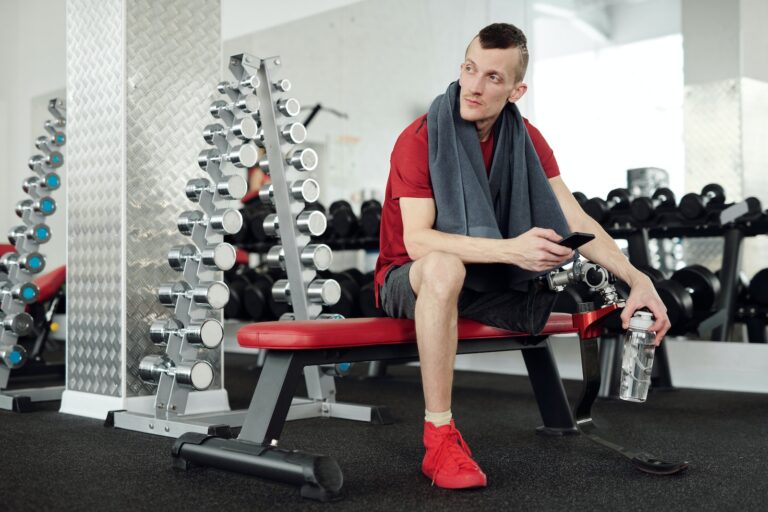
left=374, top=114, right=561, bottom=306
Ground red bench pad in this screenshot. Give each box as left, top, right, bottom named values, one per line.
left=237, top=313, right=577, bottom=350
left=33, top=265, right=66, bottom=303
left=0, top=244, right=14, bottom=257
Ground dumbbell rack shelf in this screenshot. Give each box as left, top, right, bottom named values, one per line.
left=112, top=53, right=384, bottom=438
left=0, top=98, right=66, bottom=411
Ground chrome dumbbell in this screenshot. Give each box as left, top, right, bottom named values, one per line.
left=271, top=278, right=341, bottom=306
left=16, top=197, right=56, bottom=217
left=23, top=173, right=61, bottom=194
left=0, top=312, right=34, bottom=336
left=185, top=176, right=248, bottom=202
left=36, top=132, right=66, bottom=150
left=138, top=354, right=214, bottom=391
left=0, top=280, right=40, bottom=305
left=215, top=80, right=240, bottom=97
left=168, top=243, right=237, bottom=272
left=198, top=144, right=259, bottom=170
left=28, top=152, right=64, bottom=171
left=177, top=209, right=243, bottom=236
left=259, top=148, right=318, bottom=173
left=149, top=317, right=224, bottom=349
left=0, top=311, right=35, bottom=336
left=259, top=179, right=320, bottom=205
left=280, top=122, right=307, bottom=144
left=263, top=209, right=327, bottom=238
left=157, top=280, right=230, bottom=310
left=266, top=244, right=332, bottom=271
left=279, top=312, right=345, bottom=321
left=273, top=78, right=291, bottom=92
left=210, top=95, right=260, bottom=118
left=8, top=224, right=51, bottom=245
left=276, top=98, right=301, bottom=117
left=0, top=345, right=28, bottom=369
left=44, top=119, right=66, bottom=135
left=203, top=118, right=260, bottom=144
left=239, top=74, right=261, bottom=91
left=0, top=252, right=46, bottom=275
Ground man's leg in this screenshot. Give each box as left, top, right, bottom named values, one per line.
left=406, top=252, right=487, bottom=489
left=408, top=251, right=464, bottom=412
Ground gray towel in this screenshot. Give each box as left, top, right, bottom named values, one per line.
left=427, top=81, right=572, bottom=292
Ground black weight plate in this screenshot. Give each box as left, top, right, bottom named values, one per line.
left=655, top=280, right=694, bottom=334
left=671, top=264, right=720, bottom=312
left=572, top=191, right=588, bottom=205
left=637, top=266, right=665, bottom=283
left=748, top=268, right=768, bottom=307
left=652, top=187, right=676, bottom=208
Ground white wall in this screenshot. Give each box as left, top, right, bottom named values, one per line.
left=223, top=0, right=532, bottom=208
left=0, top=0, right=67, bottom=267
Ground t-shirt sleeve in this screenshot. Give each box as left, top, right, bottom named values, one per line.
left=389, top=120, right=434, bottom=200
left=525, top=120, right=561, bottom=179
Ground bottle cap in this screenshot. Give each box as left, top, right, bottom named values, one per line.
left=629, top=310, right=654, bottom=331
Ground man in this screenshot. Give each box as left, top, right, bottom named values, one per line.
left=373, top=23, right=670, bottom=489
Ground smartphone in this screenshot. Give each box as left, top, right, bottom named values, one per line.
left=558, top=232, right=595, bottom=250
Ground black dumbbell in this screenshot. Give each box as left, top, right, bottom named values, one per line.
left=572, top=191, right=588, bottom=208
left=552, top=281, right=594, bottom=314
left=740, top=269, right=768, bottom=342
left=656, top=265, right=720, bottom=334
left=329, top=200, right=359, bottom=239
left=224, top=268, right=276, bottom=321
left=359, top=271, right=386, bottom=318
left=360, top=200, right=382, bottom=238
left=678, top=183, right=726, bottom=220
left=583, top=188, right=631, bottom=224
left=630, top=188, right=676, bottom=223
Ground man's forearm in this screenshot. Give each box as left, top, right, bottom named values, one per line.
left=405, top=228, right=512, bottom=264
left=571, top=215, right=644, bottom=285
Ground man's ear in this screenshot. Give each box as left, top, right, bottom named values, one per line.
left=508, top=82, right=528, bottom=103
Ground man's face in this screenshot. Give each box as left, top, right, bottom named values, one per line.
left=458, top=37, right=527, bottom=124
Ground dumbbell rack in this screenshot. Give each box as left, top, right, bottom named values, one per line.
left=112, top=53, right=384, bottom=438
left=232, top=53, right=387, bottom=426
left=0, top=98, right=66, bottom=411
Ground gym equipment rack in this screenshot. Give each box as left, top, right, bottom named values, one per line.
left=0, top=99, right=66, bottom=411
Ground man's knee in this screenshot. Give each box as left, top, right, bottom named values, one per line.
left=413, top=252, right=465, bottom=299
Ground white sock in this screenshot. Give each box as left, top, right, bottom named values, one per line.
left=425, top=409, right=452, bottom=427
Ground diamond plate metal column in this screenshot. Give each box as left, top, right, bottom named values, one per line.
left=62, top=0, right=225, bottom=418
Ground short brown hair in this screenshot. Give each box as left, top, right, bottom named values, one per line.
left=470, top=23, right=529, bottom=83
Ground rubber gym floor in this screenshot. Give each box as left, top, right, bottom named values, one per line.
left=2, top=354, right=767, bottom=511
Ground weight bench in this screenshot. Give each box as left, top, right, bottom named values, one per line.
left=173, top=303, right=688, bottom=501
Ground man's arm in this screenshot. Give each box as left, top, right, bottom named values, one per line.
left=548, top=176, right=671, bottom=343
left=400, top=197, right=574, bottom=273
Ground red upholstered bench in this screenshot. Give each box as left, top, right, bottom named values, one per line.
left=174, top=304, right=686, bottom=501
left=237, top=314, right=578, bottom=350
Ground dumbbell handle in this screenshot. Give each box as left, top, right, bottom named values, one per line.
left=158, top=281, right=229, bottom=310
left=138, top=355, right=214, bottom=391
left=149, top=318, right=223, bottom=349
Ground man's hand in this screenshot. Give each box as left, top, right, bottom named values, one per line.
left=620, top=274, right=670, bottom=345
left=503, top=228, right=574, bottom=272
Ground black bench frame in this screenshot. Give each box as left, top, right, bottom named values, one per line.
left=173, top=309, right=688, bottom=501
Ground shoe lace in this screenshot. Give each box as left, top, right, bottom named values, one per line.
left=430, top=426, right=476, bottom=485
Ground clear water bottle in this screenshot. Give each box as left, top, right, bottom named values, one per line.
left=619, top=311, right=656, bottom=402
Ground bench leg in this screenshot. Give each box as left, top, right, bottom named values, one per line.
left=171, top=350, right=344, bottom=502
left=239, top=351, right=305, bottom=445
left=522, top=342, right=578, bottom=435
left=575, top=336, right=689, bottom=475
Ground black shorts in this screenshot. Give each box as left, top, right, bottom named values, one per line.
left=379, top=262, right=558, bottom=335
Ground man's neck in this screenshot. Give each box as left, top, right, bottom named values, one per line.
left=475, top=116, right=498, bottom=142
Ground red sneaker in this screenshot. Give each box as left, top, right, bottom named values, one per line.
left=422, top=420, right=487, bottom=489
